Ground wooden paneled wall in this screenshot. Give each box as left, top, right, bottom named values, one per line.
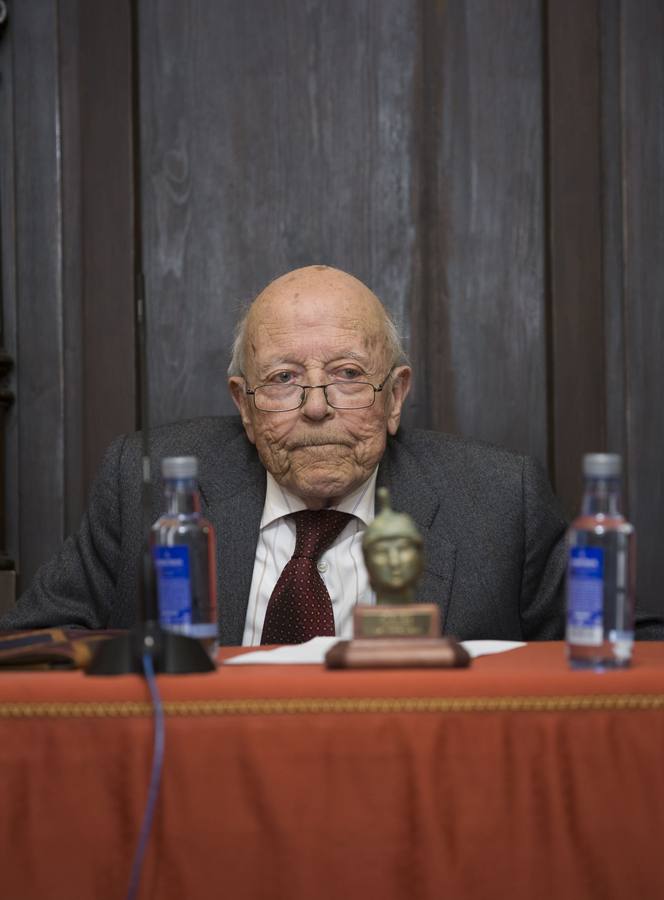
left=616, top=0, right=664, bottom=622
left=0, top=0, right=135, bottom=586
left=2, top=0, right=662, bottom=617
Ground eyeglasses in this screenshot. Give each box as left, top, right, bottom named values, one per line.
left=245, top=371, right=393, bottom=412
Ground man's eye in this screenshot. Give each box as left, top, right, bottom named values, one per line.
left=336, top=368, right=364, bottom=380
left=271, top=372, right=295, bottom=384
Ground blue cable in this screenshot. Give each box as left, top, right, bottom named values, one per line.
left=126, top=652, right=165, bottom=900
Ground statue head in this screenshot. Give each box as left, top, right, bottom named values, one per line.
left=362, top=487, right=424, bottom=604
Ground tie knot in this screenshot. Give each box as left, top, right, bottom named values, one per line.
left=292, top=509, right=353, bottom=560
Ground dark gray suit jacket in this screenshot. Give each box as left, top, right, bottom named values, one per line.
left=1, top=416, right=574, bottom=643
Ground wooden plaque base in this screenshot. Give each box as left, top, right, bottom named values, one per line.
left=325, top=637, right=471, bottom=669
left=353, top=603, right=440, bottom=639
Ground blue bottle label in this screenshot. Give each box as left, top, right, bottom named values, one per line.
left=567, top=546, right=604, bottom=645
left=153, top=546, right=192, bottom=625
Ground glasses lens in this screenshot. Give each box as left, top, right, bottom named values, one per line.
left=326, top=382, right=375, bottom=409
left=254, top=384, right=303, bottom=411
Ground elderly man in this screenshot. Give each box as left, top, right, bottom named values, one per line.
left=4, top=265, right=570, bottom=643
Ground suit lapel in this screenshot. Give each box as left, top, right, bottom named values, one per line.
left=378, top=437, right=457, bottom=632
left=196, top=432, right=266, bottom=645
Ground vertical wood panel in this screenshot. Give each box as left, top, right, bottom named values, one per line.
left=0, top=5, right=17, bottom=566
left=546, top=0, right=605, bottom=515
left=599, top=0, right=628, bottom=468
left=78, top=1, right=135, bottom=501
left=413, top=0, right=548, bottom=462
left=58, top=0, right=84, bottom=538
left=140, top=0, right=419, bottom=426
left=11, top=1, right=66, bottom=584
left=621, top=0, right=664, bottom=617
left=408, top=0, right=452, bottom=431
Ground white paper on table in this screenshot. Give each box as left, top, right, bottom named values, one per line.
left=223, top=636, right=526, bottom=665
left=461, top=640, right=526, bottom=659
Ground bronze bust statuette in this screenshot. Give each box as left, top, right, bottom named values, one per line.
left=362, top=487, right=424, bottom=605
left=353, top=487, right=440, bottom=640
left=327, top=488, right=469, bottom=667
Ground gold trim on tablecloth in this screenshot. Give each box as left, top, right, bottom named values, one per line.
left=1, top=693, right=664, bottom=718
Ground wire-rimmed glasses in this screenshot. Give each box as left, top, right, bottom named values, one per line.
left=244, top=371, right=393, bottom=412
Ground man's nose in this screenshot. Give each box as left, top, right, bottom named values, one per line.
left=301, top=385, right=333, bottom=419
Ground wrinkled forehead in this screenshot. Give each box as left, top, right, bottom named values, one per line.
left=244, top=272, right=389, bottom=366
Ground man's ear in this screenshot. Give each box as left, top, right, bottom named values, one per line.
left=228, top=377, right=256, bottom=444
left=386, top=366, right=412, bottom=436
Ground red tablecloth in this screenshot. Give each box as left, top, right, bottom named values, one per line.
left=1, top=641, right=663, bottom=900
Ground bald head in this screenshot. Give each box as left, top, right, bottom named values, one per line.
left=228, top=266, right=404, bottom=377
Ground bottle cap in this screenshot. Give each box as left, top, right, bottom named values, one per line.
left=161, top=456, right=198, bottom=479
left=583, top=453, right=621, bottom=478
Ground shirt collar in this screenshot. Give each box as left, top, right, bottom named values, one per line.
left=260, top=468, right=378, bottom=529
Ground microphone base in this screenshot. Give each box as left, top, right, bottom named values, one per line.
left=85, top=623, right=216, bottom=675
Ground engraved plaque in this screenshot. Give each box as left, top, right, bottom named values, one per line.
left=353, top=603, right=440, bottom=639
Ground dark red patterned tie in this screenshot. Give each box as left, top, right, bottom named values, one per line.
left=261, top=509, right=353, bottom=644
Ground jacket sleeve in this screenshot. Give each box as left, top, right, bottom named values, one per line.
left=0, top=435, right=133, bottom=630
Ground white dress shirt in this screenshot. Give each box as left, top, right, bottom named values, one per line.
left=241, top=469, right=378, bottom=645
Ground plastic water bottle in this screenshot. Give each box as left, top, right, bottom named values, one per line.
left=151, top=456, right=218, bottom=655
left=566, top=453, right=635, bottom=670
